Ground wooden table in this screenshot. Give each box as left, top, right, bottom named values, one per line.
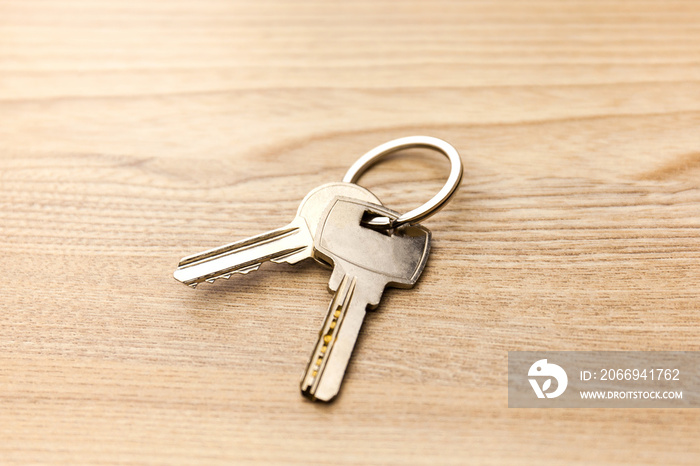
left=2, top=1, right=699, bottom=464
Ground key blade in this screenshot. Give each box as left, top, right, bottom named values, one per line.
left=173, top=217, right=312, bottom=287
left=301, top=274, right=367, bottom=402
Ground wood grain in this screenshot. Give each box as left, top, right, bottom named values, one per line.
left=1, top=0, right=699, bottom=464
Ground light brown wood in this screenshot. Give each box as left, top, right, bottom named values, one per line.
left=1, top=0, right=699, bottom=464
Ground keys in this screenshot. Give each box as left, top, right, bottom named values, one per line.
left=300, top=197, right=431, bottom=401
left=173, top=183, right=381, bottom=287
left=173, top=137, right=462, bottom=402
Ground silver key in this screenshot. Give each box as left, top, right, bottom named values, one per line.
left=173, top=183, right=381, bottom=287
left=300, top=197, right=431, bottom=401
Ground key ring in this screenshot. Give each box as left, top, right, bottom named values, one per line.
left=342, top=136, right=463, bottom=228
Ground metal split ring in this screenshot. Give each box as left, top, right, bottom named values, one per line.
left=342, top=136, right=463, bottom=228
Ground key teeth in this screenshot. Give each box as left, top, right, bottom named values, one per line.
left=270, top=246, right=307, bottom=264
left=191, top=249, right=300, bottom=286
left=237, top=264, right=261, bottom=274
left=181, top=263, right=263, bottom=288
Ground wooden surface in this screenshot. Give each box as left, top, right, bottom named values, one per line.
left=1, top=0, right=700, bottom=464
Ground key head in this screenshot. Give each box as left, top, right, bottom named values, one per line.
left=296, top=183, right=381, bottom=240
left=314, top=197, right=431, bottom=306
